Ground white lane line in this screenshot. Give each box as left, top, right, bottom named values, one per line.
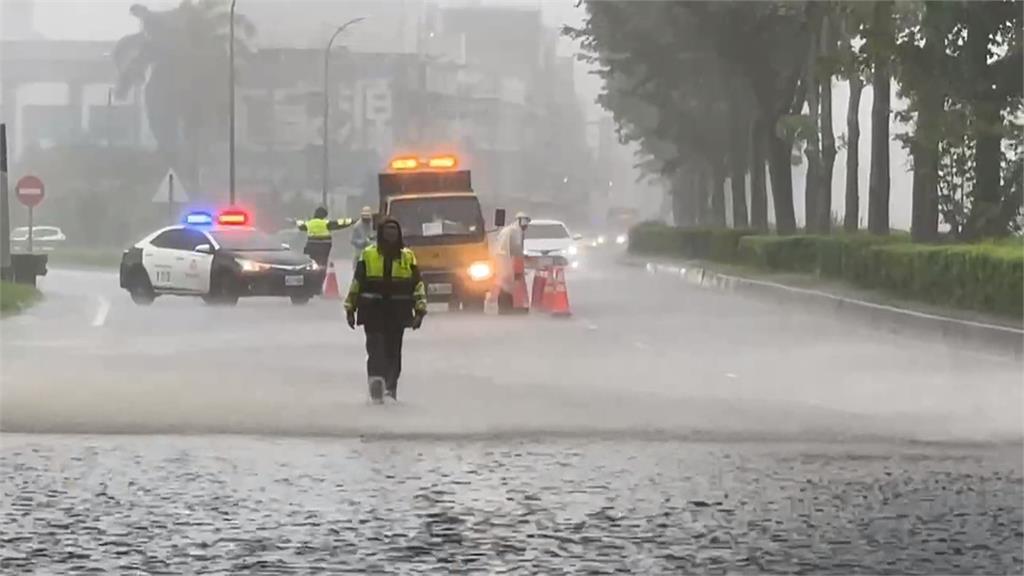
left=91, top=296, right=111, bottom=327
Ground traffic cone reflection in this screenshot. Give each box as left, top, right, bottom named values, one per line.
left=530, top=268, right=548, bottom=311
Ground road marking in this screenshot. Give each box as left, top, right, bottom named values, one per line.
left=91, top=296, right=111, bottom=327
left=725, top=372, right=738, bottom=379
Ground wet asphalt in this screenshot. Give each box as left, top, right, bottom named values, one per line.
left=1, top=248, right=1021, bottom=573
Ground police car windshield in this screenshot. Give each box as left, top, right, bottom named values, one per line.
left=389, top=196, right=484, bottom=243
left=525, top=224, right=570, bottom=240
left=210, top=229, right=284, bottom=252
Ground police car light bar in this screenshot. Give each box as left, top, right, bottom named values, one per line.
left=184, top=211, right=214, bottom=226
left=218, top=210, right=249, bottom=226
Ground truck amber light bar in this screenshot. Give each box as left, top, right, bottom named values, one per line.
left=390, top=157, right=420, bottom=171
left=390, top=155, right=459, bottom=171
left=427, top=155, right=457, bottom=169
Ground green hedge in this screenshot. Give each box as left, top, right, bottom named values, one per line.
left=630, top=223, right=1024, bottom=317
left=0, top=282, right=40, bottom=316
left=628, top=223, right=756, bottom=261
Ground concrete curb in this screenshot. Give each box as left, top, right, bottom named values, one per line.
left=639, top=260, right=1023, bottom=357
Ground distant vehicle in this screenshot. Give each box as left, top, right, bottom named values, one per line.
left=10, top=226, right=66, bottom=252
left=119, top=210, right=321, bottom=306
left=523, top=219, right=580, bottom=269
left=379, top=154, right=504, bottom=311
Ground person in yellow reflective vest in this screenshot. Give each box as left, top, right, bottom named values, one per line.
left=345, top=218, right=427, bottom=402
left=296, top=206, right=356, bottom=268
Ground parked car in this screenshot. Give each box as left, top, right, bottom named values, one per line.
left=11, top=226, right=67, bottom=252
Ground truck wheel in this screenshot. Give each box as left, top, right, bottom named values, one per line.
left=204, top=272, right=239, bottom=306
left=461, top=296, right=486, bottom=312
left=128, top=267, right=155, bottom=306
left=497, top=290, right=514, bottom=314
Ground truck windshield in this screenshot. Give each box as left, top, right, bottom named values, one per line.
left=389, top=196, right=485, bottom=245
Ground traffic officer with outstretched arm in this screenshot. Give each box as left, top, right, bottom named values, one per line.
left=296, top=206, right=356, bottom=268
left=345, top=218, right=427, bottom=402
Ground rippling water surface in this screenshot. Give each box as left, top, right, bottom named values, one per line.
left=2, top=436, right=1021, bottom=574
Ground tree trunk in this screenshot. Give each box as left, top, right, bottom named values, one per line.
left=767, top=124, right=797, bottom=235
left=710, top=161, right=727, bottom=228
left=867, top=0, right=892, bottom=235
left=803, top=5, right=823, bottom=234
left=750, top=115, right=769, bottom=231
left=910, top=14, right=943, bottom=243
left=818, top=12, right=836, bottom=234
left=671, top=169, right=696, bottom=227
left=671, top=172, right=689, bottom=227
left=844, top=75, right=863, bottom=232
left=729, top=110, right=749, bottom=229
left=695, top=164, right=710, bottom=227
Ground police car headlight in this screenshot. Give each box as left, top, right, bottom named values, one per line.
left=237, top=258, right=269, bottom=273
left=568, top=245, right=578, bottom=256
left=467, top=261, right=493, bottom=282
left=306, top=260, right=320, bottom=271
left=616, top=234, right=628, bottom=245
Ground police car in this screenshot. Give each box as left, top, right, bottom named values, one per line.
left=119, top=210, right=322, bottom=306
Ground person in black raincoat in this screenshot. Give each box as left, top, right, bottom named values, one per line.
left=344, top=218, right=427, bottom=401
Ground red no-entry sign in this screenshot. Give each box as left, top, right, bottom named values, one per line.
left=15, top=175, right=45, bottom=208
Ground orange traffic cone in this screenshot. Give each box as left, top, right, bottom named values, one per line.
left=543, top=266, right=571, bottom=317
left=322, top=261, right=341, bottom=299
left=530, top=268, right=548, bottom=311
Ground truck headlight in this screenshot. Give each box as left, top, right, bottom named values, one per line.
left=615, top=234, right=627, bottom=245
left=467, top=261, right=493, bottom=281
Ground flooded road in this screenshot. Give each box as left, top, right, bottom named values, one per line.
left=1, top=253, right=1021, bottom=573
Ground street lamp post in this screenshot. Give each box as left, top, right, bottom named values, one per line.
left=322, top=17, right=365, bottom=209
left=229, top=0, right=237, bottom=206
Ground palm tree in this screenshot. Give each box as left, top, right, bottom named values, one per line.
left=113, top=0, right=255, bottom=190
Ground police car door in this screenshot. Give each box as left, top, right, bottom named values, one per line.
left=180, top=228, right=214, bottom=293
left=144, top=229, right=183, bottom=289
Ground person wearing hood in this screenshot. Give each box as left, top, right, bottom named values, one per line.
left=344, top=218, right=427, bottom=402
left=295, top=206, right=356, bottom=269
left=349, top=206, right=376, bottom=269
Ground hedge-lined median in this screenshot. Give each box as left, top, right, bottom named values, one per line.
left=629, top=223, right=1024, bottom=317
left=0, top=282, right=41, bottom=316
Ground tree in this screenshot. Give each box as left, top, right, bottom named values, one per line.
left=113, top=1, right=255, bottom=191
left=865, top=0, right=893, bottom=235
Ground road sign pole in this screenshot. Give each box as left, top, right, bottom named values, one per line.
left=27, top=205, right=33, bottom=255
left=168, top=172, right=174, bottom=223
left=0, top=124, right=11, bottom=278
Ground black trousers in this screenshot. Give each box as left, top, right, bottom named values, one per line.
left=304, top=241, right=333, bottom=267
left=365, top=326, right=405, bottom=393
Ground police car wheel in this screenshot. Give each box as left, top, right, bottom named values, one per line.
left=127, top=268, right=155, bottom=306
left=290, top=294, right=311, bottom=306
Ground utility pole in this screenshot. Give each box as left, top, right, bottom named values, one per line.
left=322, top=17, right=366, bottom=209
left=229, top=0, right=238, bottom=206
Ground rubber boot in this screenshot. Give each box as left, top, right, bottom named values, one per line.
left=385, top=375, right=398, bottom=401
left=368, top=376, right=385, bottom=404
